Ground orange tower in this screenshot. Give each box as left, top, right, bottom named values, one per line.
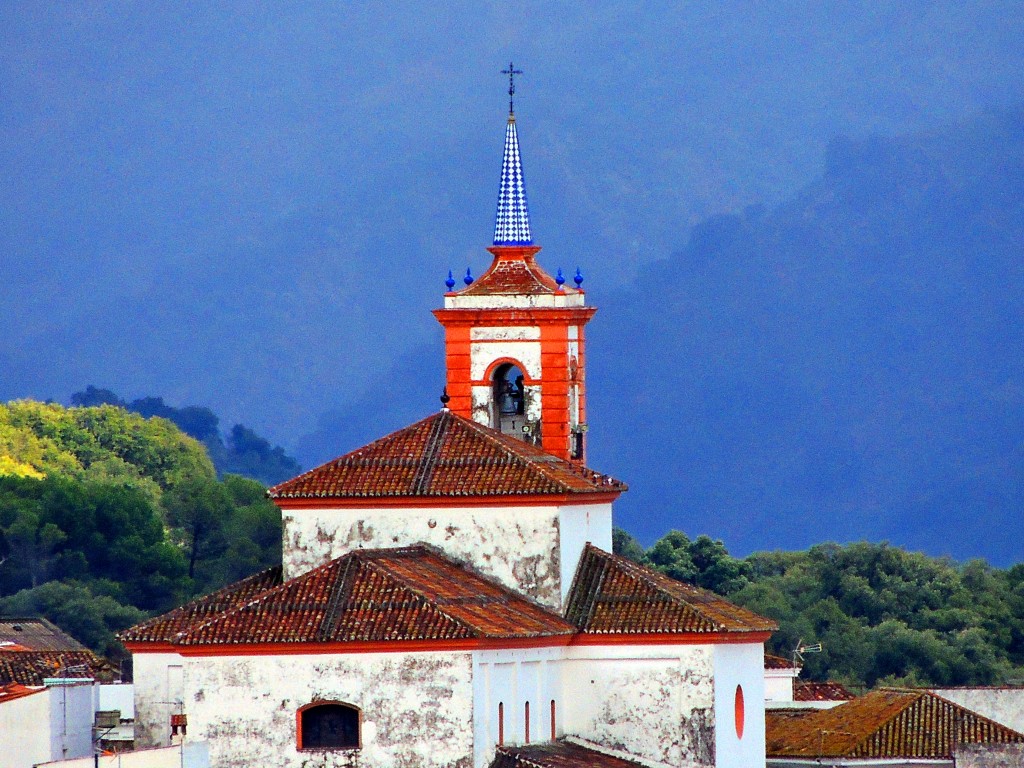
left=434, top=70, right=594, bottom=462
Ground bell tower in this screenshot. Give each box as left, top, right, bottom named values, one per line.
left=433, top=66, right=595, bottom=462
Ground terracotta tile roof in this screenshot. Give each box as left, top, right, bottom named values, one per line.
left=0, top=617, right=88, bottom=651
left=565, top=545, right=776, bottom=635
left=764, top=653, right=797, bottom=670
left=490, top=740, right=645, bottom=768
left=766, top=689, right=1024, bottom=759
left=0, top=682, right=45, bottom=704
left=794, top=679, right=856, bottom=702
left=269, top=410, right=625, bottom=501
left=118, top=566, right=283, bottom=644
left=0, top=649, right=115, bottom=685
left=460, top=247, right=569, bottom=296
left=128, top=546, right=576, bottom=648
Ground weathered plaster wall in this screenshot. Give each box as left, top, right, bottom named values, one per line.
left=133, top=651, right=185, bottom=749
left=956, top=742, right=1024, bottom=767
left=931, top=688, right=1024, bottom=733
left=560, top=644, right=716, bottom=768
left=186, top=651, right=473, bottom=768
left=283, top=504, right=568, bottom=609
left=713, top=643, right=767, bottom=768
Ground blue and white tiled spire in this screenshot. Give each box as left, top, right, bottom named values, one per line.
left=493, top=113, right=533, bottom=246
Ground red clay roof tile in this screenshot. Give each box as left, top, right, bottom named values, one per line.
left=766, top=689, right=1024, bottom=759
left=132, top=546, right=576, bottom=647
left=0, top=650, right=115, bottom=685
left=794, top=679, right=856, bottom=702
left=491, top=740, right=646, bottom=768
left=118, top=566, right=283, bottom=644
left=268, top=410, right=625, bottom=501
left=459, top=246, right=569, bottom=297
left=0, top=682, right=45, bottom=704
left=565, top=545, right=776, bottom=635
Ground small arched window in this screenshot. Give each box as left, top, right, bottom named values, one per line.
left=298, top=701, right=360, bottom=751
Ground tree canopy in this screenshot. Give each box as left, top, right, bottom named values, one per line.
left=615, top=529, right=1024, bottom=689
left=0, top=400, right=282, bottom=660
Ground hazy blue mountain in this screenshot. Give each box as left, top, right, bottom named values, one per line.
left=2, top=3, right=1023, bottom=446
left=298, top=107, right=1024, bottom=565
left=590, top=107, right=1024, bottom=563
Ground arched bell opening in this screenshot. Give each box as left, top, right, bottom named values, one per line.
left=491, top=361, right=536, bottom=441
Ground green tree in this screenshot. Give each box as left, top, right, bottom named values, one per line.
left=163, top=478, right=233, bottom=581
left=0, top=581, right=145, bottom=659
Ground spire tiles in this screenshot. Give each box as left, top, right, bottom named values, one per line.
left=493, top=64, right=532, bottom=247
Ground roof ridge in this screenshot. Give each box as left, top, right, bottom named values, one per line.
left=357, top=556, right=482, bottom=639
left=316, top=556, right=359, bottom=642
left=454, top=414, right=596, bottom=492
left=409, top=410, right=449, bottom=494
left=918, top=689, right=1024, bottom=739
left=118, top=565, right=281, bottom=641
left=174, top=558, right=347, bottom=644
left=846, top=690, right=923, bottom=755
left=588, top=545, right=724, bottom=626
left=268, top=412, right=442, bottom=495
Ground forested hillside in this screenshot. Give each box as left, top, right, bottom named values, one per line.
left=70, top=386, right=301, bottom=486
left=0, top=400, right=281, bottom=658
left=615, top=529, right=1024, bottom=689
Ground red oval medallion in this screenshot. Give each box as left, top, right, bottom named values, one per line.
left=734, top=684, right=745, bottom=739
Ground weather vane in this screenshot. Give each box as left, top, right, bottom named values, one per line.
left=501, top=62, right=523, bottom=114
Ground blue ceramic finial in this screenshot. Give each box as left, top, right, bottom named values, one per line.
left=445, top=270, right=456, bottom=290
left=574, top=267, right=584, bottom=287
left=556, top=268, right=565, bottom=289
left=464, top=267, right=474, bottom=286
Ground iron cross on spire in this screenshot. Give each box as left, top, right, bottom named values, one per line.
left=501, top=62, right=523, bottom=114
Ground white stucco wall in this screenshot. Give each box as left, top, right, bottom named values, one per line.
left=99, top=682, right=135, bottom=719
left=283, top=502, right=611, bottom=612
left=1, top=687, right=52, bottom=768
left=470, top=341, right=541, bottom=381
left=186, top=651, right=474, bottom=768
left=561, top=644, right=716, bottom=768
left=558, top=504, right=612, bottom=604
left=714, top=643, right=767, bottom=768
left=473, top=647, right=564, bottom=767
left=133, top=652, right=185, bottom=748
left=445, top=292, right=585, bottom=310
left=930, top=688, right=1024, bottom=734
left=764, top=669, right=797, bottom=703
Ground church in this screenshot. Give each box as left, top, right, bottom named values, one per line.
left=120, top=73, right=776, bottom=768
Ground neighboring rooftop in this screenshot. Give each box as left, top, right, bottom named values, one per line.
left=269, top=410, right=625, bottom=502
left=764, top=653, right=798, bottom=670
left=565, top=545, right=777, bottom=636
left=0, top=649, right=115, bottom=685
left=0, top=682, right=45, bottom=705
left=491, top=740, right=645, bottom=768
left=124, top=546, right=576, bottom=648
left=766, top=689, right=1024, bottom=760
left=794, top=679, right=856, bottom=702
left=0, top=617, right=88, bottom=651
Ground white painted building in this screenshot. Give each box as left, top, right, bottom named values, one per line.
left=0, top=681, right=95, bottom=768
left=122, top=88, right=776, bottom=768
